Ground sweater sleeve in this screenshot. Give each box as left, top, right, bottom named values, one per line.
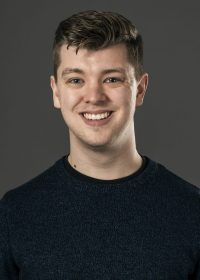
left=0, top=197, right=19, bottom=279
left=193, top=259, right=200, bottom=280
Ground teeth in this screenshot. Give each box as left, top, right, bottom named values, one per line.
left=83, top=112, right=111, bottom=120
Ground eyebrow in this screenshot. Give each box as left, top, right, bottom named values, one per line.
left=61, top=68, right=84, bottom=77
left=61, top=67, right=126, bottom=78
left=102, top=68, right=126, bottom=75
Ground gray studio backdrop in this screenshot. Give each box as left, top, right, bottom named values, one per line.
left=1, top=0, right=199, bottom=198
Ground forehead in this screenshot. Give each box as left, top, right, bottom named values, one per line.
left=58, top=43, right=133, bottom=73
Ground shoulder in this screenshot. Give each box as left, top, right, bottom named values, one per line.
left=143, top=156, right=200, bottom=216
left=0, top=156, right=66, bottom=207
left=151, top=159, right=200, bottom=213
left=144, top=158, right=200, bottom=237
left=155, top=159, right=200, bottom=195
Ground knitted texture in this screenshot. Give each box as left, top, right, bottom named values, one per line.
left=0, top=155, right=200, bottom=279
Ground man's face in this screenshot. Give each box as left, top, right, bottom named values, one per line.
left=50, top=43, right=148, bottom=149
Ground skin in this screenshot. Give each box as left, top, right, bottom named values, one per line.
left=50, top=43, right=148, bottom=180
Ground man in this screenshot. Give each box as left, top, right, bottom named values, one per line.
left=0, top=10, right=200, bottom=279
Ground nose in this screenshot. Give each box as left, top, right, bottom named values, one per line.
left=83, top=82, right=108, bottom=104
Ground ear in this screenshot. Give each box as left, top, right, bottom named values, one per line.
left=50, top=75, right=61, bottom=109
left=136, top=73, right=148, bottom=107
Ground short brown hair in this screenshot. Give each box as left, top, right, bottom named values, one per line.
left=53, top=10, right=144, bottom=81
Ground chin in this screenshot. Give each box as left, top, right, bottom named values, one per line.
left=70, top=130, right=116, bottom=149
left=85, top=141, right=111, bottom=149
left=81, top=137, right=114, bottom=150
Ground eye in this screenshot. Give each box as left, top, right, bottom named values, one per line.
left=104, top=77, right=123, bottom=83
left=65, top=78, right=85, bottom=88
left=67, top=78, right=84, bottom=84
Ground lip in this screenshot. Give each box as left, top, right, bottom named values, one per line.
left=80, top=110, right=113, bottom=114
left=80, top=111, right=113, bottom=127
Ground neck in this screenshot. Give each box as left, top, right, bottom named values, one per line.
left=68, top=136, right=143, bottom=180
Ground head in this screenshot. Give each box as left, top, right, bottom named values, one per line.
left=53, top=10, right=144, bottom=82
left=50, top=11, right=148, bottom=151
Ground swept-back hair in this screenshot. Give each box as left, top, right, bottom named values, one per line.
left=53, top=10, right=144, bottom=81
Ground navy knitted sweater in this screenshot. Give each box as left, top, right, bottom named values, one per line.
left=0, top=155, right=200, bottom=279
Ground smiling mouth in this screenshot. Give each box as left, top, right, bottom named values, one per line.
left=82, top=111, right=112, bottom=120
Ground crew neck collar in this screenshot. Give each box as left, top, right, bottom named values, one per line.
left=54, top=154, right=158, bottom=192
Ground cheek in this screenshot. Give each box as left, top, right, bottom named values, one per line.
left=60, top=89, right=81, bottom=111
left=113, top=87, right=134, bottom=108
left=116, top=91, right=136, bottom=121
